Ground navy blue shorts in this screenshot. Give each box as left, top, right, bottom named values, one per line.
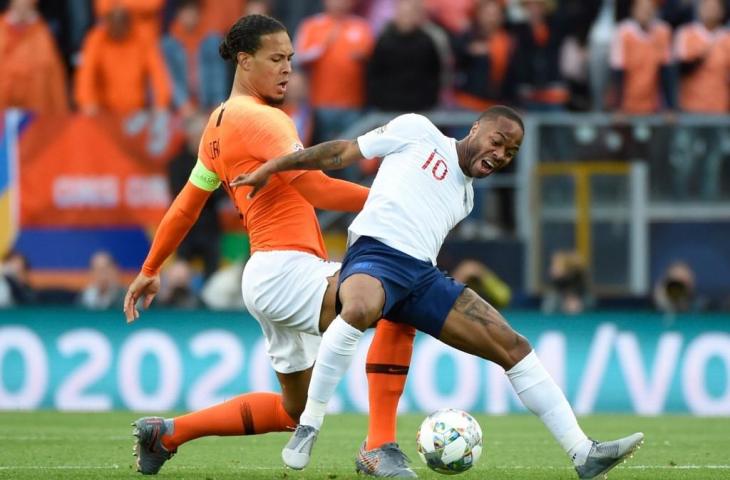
left=337, top=236, right=466, bottom=338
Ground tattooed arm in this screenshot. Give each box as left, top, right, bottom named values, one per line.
left=229, top=140, right=364, bottom=196
left=281, top=139, right=364, bottom=171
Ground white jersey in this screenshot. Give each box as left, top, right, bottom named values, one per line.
left=351, top=114, right=474, bottom=265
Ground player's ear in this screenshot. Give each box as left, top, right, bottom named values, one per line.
left=469, top=121, right=480, bottom=136
left=237, top=52, right=252, bottom=70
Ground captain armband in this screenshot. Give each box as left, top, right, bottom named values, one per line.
left=189, top=159, right=221, bottom=191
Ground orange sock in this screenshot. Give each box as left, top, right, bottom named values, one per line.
left=161, top=392, right=296, bottom=450
left=365, top=320, right=416, bottom=450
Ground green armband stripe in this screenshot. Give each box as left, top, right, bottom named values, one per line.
left=189, top=159, right=221, bottom=191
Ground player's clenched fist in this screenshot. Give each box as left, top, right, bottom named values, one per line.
left=123, top=273, right=160, bottom=323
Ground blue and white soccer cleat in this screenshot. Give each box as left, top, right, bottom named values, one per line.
left=575, top=432, right=644, bottom=479
left=131, top=417, right=176, bottom=475
left=282, top=424, right=319, bottom=470
left=355, top=440, right=418, bottom=478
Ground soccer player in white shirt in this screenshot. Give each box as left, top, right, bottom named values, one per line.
left=231, top=106, right=644, bottom=479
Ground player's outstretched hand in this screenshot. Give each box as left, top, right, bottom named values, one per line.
left=124, top=272, right=160, bottom=323
left=229, top=168, right=271, bottom=199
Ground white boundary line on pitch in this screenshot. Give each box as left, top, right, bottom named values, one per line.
left=2, top=465, right=730, bottom=471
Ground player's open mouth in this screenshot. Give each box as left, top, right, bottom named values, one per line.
left=277, top=81, right=288, bottom=93
left=480, top=159, right=493, bottom=175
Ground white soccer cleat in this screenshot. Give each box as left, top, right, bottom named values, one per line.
left=575, top=432, right=644, bottom=479
left=282, top=424, right=319, bottom=470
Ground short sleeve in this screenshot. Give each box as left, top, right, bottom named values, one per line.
left=357, top=114, right=428, bottom=159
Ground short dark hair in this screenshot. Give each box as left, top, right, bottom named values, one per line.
left=478, top=105, right=524, bottom=133
left=219, top=14, right=287, bottom=64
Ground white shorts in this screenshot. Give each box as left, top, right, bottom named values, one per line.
left=241, top=250, right=340, bottom=374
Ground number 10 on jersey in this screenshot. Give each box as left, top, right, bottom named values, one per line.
left=421, top=150, right=448, bottom=181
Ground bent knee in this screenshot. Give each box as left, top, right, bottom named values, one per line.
left=340, top=299, right=379, bottom=330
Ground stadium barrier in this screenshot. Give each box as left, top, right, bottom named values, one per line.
left=1, top=309, right=728, bottom=415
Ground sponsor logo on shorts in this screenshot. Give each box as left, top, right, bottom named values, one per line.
left=351, top=262, right=373, bottom=270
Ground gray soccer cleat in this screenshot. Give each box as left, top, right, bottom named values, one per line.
left=282, top=424, right=319, bottom=470
left=355, top=441, right=418, bottom=478
left=575, top=432, right=644, bottom=479
left=132, top=417, right=176, bottom=475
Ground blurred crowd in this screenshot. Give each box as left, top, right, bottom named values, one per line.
left=1, top=0, right=728, bottom=314
left=0, top=247, right=248, bottom=310
left=2, top=0, right=730, bottom=136
left=1, top=244, right=722, bottom=315
left=3, top=0, right=729, bottom=216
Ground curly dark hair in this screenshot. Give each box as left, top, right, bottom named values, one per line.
left=218, top=14, right=288, bottom=64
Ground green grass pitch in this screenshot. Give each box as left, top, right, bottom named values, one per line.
left=0, top=412, right=728, bottom=479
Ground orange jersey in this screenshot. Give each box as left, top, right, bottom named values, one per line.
left=0, top=14, right=68, bottom=114
left=295, top=14, right=373, bottom=108
left=75, top=25, right=171, bottom=114
left=200, top=0, right=247, bottom=35
left=197, top=95, right=327, bottom=259
left=610, top=19, right=671, bottom=114
left=95, top=0, right=164, bottom=41
left=674, top=23, right=730, bottom=113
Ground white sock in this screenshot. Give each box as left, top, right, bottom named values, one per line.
left=299, top=316, right=363, bottom=430
left=506, top=351, right=592, bottom=466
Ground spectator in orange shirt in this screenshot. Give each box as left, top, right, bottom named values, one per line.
left=95, top=0, right=164, bottom=42
left=162, top=0, right=227, bottom=115
left=75, top=5, right=172, bottom=116
left=610, top=0, right=674, bottom=114
left=675, top=0, right=730, bottom=113
left=295, top=0, right=374, bottom=143
left=453, top=0, right=516, bottom=111
left=672, top=0, right=730, bottom=199
left=0, top=0, right=68, bottom=114
left=199, top=0, right=248, bottom=35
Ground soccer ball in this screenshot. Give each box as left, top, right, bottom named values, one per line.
left=416, top=408, right=483, bottom=475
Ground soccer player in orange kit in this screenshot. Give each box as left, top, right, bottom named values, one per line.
left=123, top=14, right=417, bottom=478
